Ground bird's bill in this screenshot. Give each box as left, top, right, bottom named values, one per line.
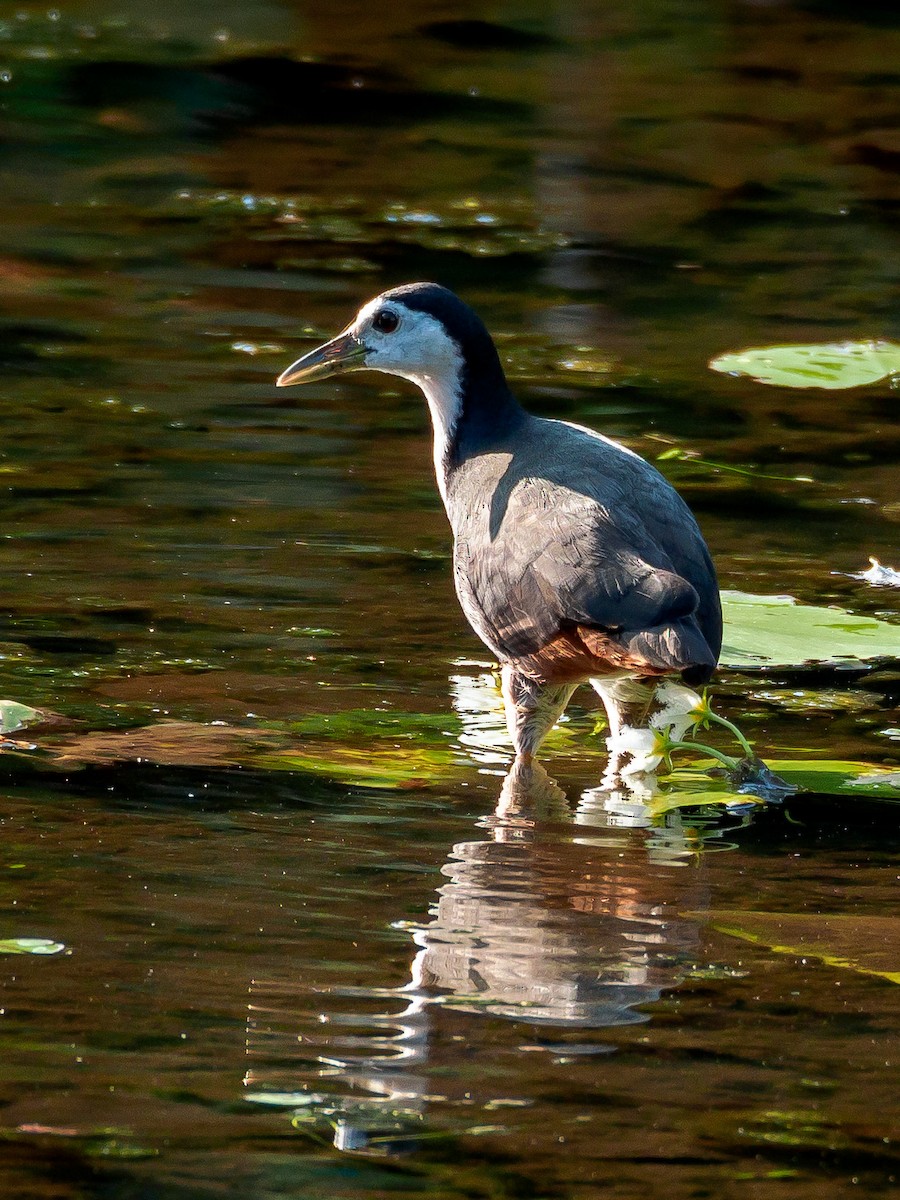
left=275, top=328, right=367, bottom=387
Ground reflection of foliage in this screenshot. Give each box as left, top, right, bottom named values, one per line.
left=0, top=8, right=897, bottom=1196
left=259, top=708, right=461, bottom=788
left=704, top=910, right=900, bottom=985
left=167, top=190, right=568, bottom=261
left=2, top=576, right=897, bottom=796
left=258, top=745, right=457, bottom=790
left=0, top=704, right=898, bottom=809
left=265, top=708, right=459, bottom=741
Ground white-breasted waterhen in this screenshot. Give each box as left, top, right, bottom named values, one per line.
left=276, top=283, right=722, bottom=771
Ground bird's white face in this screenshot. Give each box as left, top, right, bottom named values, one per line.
left=352, top=297, right=464, bottom=390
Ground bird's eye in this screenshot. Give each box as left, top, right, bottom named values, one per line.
left=372, top=308, right=400, bottom=334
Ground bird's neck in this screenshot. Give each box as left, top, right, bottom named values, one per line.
left=418, top=360, right=525, bottom=507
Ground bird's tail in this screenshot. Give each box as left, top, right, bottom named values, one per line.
left=618, top=616, right=717, bottom=685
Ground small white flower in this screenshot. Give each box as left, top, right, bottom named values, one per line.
left=650, top=681, right=706, bottom=740
left=608, top=725, right=666, bottom=776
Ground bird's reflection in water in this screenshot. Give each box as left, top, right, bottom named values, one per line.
left=243, top=760, right=723, bottom=1151
left=412, top=761, right=702, bottom=1030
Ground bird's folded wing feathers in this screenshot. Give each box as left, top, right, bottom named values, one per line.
left=459, top=478, right=703, bottom=657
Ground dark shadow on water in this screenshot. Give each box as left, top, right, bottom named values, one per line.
left=66, top=55, right=532, bottom=137
left=0, top=743, right=896, bottom=835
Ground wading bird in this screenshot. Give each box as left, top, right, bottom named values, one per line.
left=276, top=284, right=721, bottom=776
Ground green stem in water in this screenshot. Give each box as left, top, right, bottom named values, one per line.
left=667, top=738, right=738, bottom=770
left=706, top=712, right=754, bottom=757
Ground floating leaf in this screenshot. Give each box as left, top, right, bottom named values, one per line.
left=0, top=938, right=65, bottom=955
left=659, top=762, right=762, bottom=812
left=710, top=340, right=900, bottom=389
left=649, top=787, right=757, bottom=816
left=762, top=759, right=900, bottom=800
left=0, top=700, right=42, bottom=735
left=259, top=707, right=466, bottom=785
left=267, top=709, right=458, bottom=742
left=701, top=911, right=900, bottom=984
left=664, top=757, right=900, bottom=805
left=720, top=591, right=900, bottom=668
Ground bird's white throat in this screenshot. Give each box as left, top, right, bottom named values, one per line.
left=418, top=369, right=464, bottom=505
left=355, top=302, right=465, bottom=506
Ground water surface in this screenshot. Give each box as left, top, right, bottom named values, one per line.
left=0, top=1, right=898, bottom=1196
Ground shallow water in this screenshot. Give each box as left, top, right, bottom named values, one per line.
left=0, top=1, right=898, bottom=1196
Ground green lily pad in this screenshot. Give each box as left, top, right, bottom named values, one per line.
left=720, top=591, right=900, bottom=668
left=0, top=938, right=65, bottom=956
left=710, top=340, right=900, bottom=389
left=663, top=757, right=900, bottom=806
left=701, top=911, right=900, bottom=984
left=762, top=759, right=900, bottom=799
left=265, top=709, right=458, bottom=741
left=257, top=707, right=464, bottom=787
left=650, top=788, right=757, bottom=816
left=658, top=762, right=764, bottom=813
left=0, top=700, right=42, bottom=735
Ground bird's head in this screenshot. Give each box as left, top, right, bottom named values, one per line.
left=276, top=282, right=474, bottom=390
left=276, top=283, right=520, bottom=469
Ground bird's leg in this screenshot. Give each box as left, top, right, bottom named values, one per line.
left=590, top=675, right=658, bottom=781
left=500, top=665, right=576, bottom=764
left=590, top=675, right=657, bottom=741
